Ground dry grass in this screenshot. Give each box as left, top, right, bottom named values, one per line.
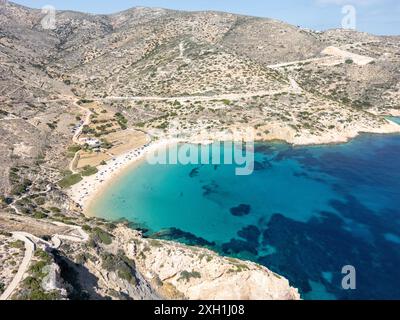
left=77, top=130, right=148, bottom=169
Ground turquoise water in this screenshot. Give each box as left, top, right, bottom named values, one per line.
left=92, top=131, right=400, bottom=300
left=388, top=116, right=400, bottom=125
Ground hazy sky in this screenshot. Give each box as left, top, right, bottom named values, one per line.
left=11, top=0, right=400, bottom=35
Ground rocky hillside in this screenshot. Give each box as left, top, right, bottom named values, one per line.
left=2, top=2, right=399, bottom=101
left=0, top=1, right=399, bottom=300
left=0, top=213, right=300, bottom=300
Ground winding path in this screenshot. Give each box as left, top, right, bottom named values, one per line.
left=0, top=222, right=88, bottom=300
left=0, top=233, right=35, bottom=301
left=96, top=88, right=294, bottom=103
left=9, top=184, right=52, bottom=216
left=267, top=46, right=374, bottom=69
left=69, top=101, right=93, bottom=174
left=72, top=102, right=93, bottom=145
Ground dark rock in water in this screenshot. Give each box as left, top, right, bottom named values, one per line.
left=258, top=254, right=313, bottom=294
left=222, top=238, right=258, bottom=255
left=293, top=171, right=325, bottom=183
left=293, top=171, right=309, bottom=178
left=274, top=148, right=316, bottom=163
left=237, top=225, right=261, bottom=245
left=127, top=221, right=150, bottom=234
left=202, top=181, right=219, bottom=196
left=230, top=204, right=251, bottom=216
left=189, top=167, right=200, bottom=178
left=150, top=227, right=216, bottom=247
left=254, top=160, right=272, bottom=171
left=136, top=228, right=150, bottom=235
left=254, top=144, right=273, bottom=154
left=259, top=208, right=400, bottom=300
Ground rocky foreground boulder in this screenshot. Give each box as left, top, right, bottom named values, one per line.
left=115, top=226, right=300, bottom=300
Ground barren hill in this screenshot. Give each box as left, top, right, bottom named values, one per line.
left=0, top=1, right=399, bottom=300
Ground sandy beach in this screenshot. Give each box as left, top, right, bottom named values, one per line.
left=68, top=138, right=182, bottom=214
left=68, top=131, right=252, bottom=213
left=69, top=118, right=400, bottom=215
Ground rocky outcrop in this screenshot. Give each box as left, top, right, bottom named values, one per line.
left=115, top=226, right=300, bottom=300
left=42, top=263, right=68, bottom=298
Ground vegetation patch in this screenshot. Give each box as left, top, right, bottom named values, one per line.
left=68, top=145, right=81, bottom=153
left=101, top=252, right=137, bottom=285
left=228, top=263, right=250, bottom=273
left=9, top=240, right=24, bottom=249
left=91, top=227, right=113, bottom=245
left=177, top=270, right=201, bottom=282
left=33, top=211, right=48, bottom=219
left=14, top=250, right=60, bottom=300
left=115, top=112, right=128, bottom=130
left=80, top=165, right=98, bottom=177
left=58, top=174, right=83, bottom=188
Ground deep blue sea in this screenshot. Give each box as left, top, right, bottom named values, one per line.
left=91, top=130, right=400, bottom=300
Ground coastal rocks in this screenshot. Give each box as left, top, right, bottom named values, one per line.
left=150, top=228, right=216, bottom=247
left=73, top=247, right=160, bottom=300
left=115, top=226, right=300, bottom=300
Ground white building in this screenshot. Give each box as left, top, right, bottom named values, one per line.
left=81, top=137, right=101, bottom=148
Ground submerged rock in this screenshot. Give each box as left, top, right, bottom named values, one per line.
left=230, top=204, right=251, bottom=217
left=150, top=227, right=216, bottom=247
left=222, top=238, right=258, bottom=255
left=189, top=167, right=200, bottom=178
left=237, top=225, right=261, bottom=245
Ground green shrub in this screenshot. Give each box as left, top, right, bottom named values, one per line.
left=20, top=277, right=61, bottom=300
left=79, top=99, right=94, bottom=104
left=101, top=252, right=137, bottom=285
left=81, top=165, right=98, bottom=177
left=49, top=207, right=61, bottom=213
left=177, top=270, right=201, bottom=282
left=228, top=263, right=250, bottom=273
left=92, top=227, right=113, bottom=245
left=47, top=123, right=56, bottom=130
left=148, top=239, right=163, bottom=248
left=33, top=211, right=48, bottom=219
left=29, top=261, right=48, bottom=277
left=11, top=179, right=32, bottom=196
left=34, top=249, right=52, bottom=263
left=118, top=268, right=137, bottom=286
left=115, top=113, right=128, bottom=130
left=68, top=145, right=81, bottom=153
left=34, top=197, right=46, bottom=206
left=9, top=240, right=24, bottom=249
left=58, top=174, right=82, bottom=188
left=101, top=139, right=113, bottom=149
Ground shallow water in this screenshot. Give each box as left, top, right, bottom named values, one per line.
left=388, top=116, right=400, bottom=125
left=92, top=132, right=400, bottom=300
